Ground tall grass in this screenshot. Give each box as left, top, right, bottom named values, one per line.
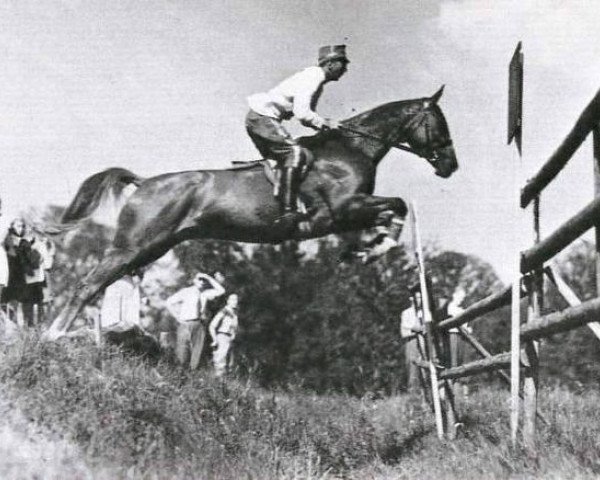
left=0, top=333, right=599, bottom=479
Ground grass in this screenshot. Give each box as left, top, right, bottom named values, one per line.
left=0, top=333, right=599, bottom=479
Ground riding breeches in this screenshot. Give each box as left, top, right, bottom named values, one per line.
left=245, top=110, right=305, bottom=168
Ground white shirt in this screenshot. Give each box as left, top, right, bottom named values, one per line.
left=166, top=285, right=224, bottom=323
left=248, top=66, right=327, bottom=129
left=448, top=302, right=469, bottom=333
left=101, top=276, right=141, bottom=332
left=400, top=305, right=420, bottom=338
left=0, top=246, right=8, bottom=286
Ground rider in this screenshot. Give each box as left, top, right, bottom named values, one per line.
left=245, top=45, right=349, bottom=226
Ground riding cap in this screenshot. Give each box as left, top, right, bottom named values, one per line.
left=318, top=45, right=350, bottom=66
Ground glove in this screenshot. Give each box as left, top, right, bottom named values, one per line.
left=322, top=118, right=340, bottom=131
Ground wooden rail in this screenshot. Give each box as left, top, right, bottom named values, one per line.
left=520, top=196, right=600, bottom=273
left=436, top=285, right=525, bottom=331
left=520, top=297, right=600, bottom=341
left=521, top=89, right=600, bottom=207
left=439, top=352, right=512, bottom=380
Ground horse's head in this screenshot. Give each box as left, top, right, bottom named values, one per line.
left=341, top=86, right=458, bottom=178
left=399, top=86, right=458, bottom=178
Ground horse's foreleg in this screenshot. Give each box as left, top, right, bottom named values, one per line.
left=333, top=195, right=408, bottom=262
left=337, top=194, right=407, bottom=223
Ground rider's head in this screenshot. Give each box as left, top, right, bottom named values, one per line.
left=318, top=45, right=349, bottom=81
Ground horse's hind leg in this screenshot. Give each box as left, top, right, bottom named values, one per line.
left=43, top=247, right=138, bottom=340
left=45, top=237, right=174, bottom=340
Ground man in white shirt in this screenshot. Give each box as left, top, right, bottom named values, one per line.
left=165, top=272, right=225, bottom=370
left=100, top=273, right=143, bottom=333
left=246, top=45, right=349, bottom=227
left=400, top=291, right=424, bottom=390
left=446, top=287, right=468, bottom=367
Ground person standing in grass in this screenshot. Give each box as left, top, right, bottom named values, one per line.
left=100, top=270, right=144, bottom=333
left=400, top=288, right=423, bottom=390
left=166, top=272, right=225, bottom=370
left=0, top=200, right=7, bottom=298
left=209, top=293, right=239, bottom=378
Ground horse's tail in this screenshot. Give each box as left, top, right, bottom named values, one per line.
left=61, top=167, right=144, bottom=227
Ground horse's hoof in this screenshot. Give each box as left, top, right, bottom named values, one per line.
left=338, top=249, right=366, bottom=263
left=362, top=237, right=400, bottom=264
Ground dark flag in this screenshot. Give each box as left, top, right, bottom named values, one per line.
left=508, top=42, right=523, bottom=155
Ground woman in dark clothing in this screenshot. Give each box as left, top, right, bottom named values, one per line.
left=2, top=218, right=27, bottom=304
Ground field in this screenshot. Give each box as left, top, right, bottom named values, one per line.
left=0, top=333, right=598, bottom=480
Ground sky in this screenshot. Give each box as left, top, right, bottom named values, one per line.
left=1, top=0, right=599, bottom=281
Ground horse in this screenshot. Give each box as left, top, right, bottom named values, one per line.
left=44, top=86, right=458, bottom=339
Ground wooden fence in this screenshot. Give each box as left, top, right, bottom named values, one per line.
left=405, top=46, right=600, bottom=448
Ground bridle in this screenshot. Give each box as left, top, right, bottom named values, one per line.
left=338, top=105, right=453, bottom=163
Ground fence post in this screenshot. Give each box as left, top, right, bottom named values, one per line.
left=523, top=197, right=542, bottom=451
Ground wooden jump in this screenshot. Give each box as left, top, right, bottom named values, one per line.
left=404, top=48, right=600, bottom=450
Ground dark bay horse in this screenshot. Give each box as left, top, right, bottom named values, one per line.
left=44, top=86, right=458, bottom=339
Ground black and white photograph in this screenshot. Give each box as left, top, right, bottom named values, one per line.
left=0, top=1, right=599, bottom=478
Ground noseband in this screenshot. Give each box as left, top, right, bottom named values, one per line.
left=339, top=105, right=453, bottom=163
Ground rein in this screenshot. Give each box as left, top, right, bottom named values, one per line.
left=338, top=125, right=419, bottom=155
left=338, top=107, right=452, bottom=161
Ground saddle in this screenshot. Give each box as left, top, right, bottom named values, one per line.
left=231, top=152, right=314, bottom=198
left=230, top=159, right=280, bottom=194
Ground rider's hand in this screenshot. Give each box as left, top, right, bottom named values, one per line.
left=322, top=118, right=340, bottom=131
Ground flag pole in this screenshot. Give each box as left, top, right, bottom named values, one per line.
left=508, top=41, right=524, bottom=446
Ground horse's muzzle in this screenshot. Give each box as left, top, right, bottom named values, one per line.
left=433, top=146, right=458, bottom=178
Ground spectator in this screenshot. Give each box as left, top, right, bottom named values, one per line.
left=2, top=218, right=27, bottom=308
left=165, top=272, right=225, bottom=370
left=209, top=293, right=239, bottom=378
left=0, top=199, right=8, bottom=315
left=21, top=226, right=52, bottom=326
left=400, top=289, right=424, bottom=390
left=446, top=287, right=468, bottom=368
left=100, top=270, right=161, bottom=358
left=100, top=271, right=143, bottom=332
left=40, top=236, right=56, bottom=316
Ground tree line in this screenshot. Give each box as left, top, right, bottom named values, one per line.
left=49, top=212, right=600, bottom=395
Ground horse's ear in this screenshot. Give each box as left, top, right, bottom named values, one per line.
left=430, top=85, right=445, bottom=104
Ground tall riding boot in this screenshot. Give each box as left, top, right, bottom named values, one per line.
left=275, top=167, right=306, bottom=226
left=280, top=166, right=296, bottom=214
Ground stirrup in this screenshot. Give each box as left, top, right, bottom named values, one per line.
left=274, top=210, right=309, bottom=225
